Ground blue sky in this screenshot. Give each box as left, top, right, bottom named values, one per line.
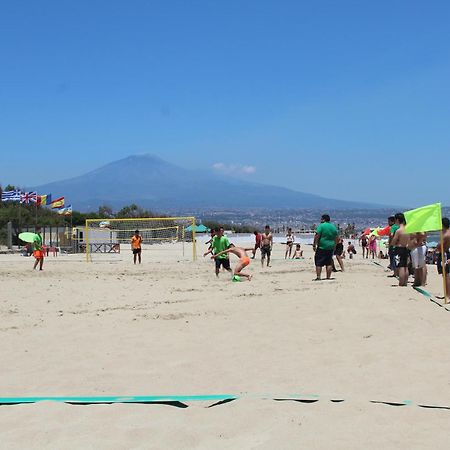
left=1, top=0, right=449, bottom=206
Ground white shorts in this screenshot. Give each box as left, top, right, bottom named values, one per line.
left=411, top=245, right=427, bottom=269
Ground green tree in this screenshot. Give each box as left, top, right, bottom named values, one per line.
left=116, top=203, right=154, bottom=218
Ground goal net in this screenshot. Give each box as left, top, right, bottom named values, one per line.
left=84, top=217, right=197, bottom=261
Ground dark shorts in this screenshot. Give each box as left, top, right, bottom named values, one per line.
left=315, top=248, right=334, bottom=267
left=394, top=247, right=409, bottom=268
left=261, top=245, right=271, bottom=257
left=388, top=248, right=397, bottom=269
left=132, top=248, right=141, bottom=255
left=437, top=251, right=450, bottom=275
left=215, top=258, right=231, bottom=270
left=334, top=245, right=344, bottom=256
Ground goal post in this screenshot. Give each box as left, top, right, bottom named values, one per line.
left=84, top=217, right=197, bottom=261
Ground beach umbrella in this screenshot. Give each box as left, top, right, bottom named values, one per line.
left=184, top=224, right=210, bottom=233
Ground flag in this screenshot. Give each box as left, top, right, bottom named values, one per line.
left=1, top=189, right=22, bottom=201
left=37, top=194, right=52, bottom=206
left=51, top=196, right=65, bottom=209
left=377, top=225, right=391, bottom=236
left=404, top=203, right=442, bottom=234
left=20, top=191, right=37, bottom=204
left=57, top=205, right=72, bottom=215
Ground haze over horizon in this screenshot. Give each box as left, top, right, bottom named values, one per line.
left=1, top=1, right=449, bottom=206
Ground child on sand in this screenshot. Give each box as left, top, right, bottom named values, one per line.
left=292, top=243, right=303, bottom=259
left=212, top=244, right=253, bottom=281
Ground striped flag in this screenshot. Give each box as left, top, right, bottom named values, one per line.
left=20, top=191, right=37, bottom=204
left=1, top=189, right=22, bottom=202
left=37, top=194, right=52, bottom=206
left=51, top=196, right=65, bottom=209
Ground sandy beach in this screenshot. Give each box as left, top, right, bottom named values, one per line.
left=1, top=242, right=450, bottom=449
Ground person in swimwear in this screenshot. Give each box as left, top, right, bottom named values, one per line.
left=390, top=213, right=410, bottom=287
left=347, top=241, right=356, bottom=259
left=33, top=226, right=44, bottom=271
left=260, top=225, right=273, bottom=267
left=212, top=244, right=254, bottom=280
left=435, top=217, right=450, bottom=301
left=334, top=237, right=345, bottom=271
left=359, top=233, right=369, bottom=258
left=285, top=228, right=295, bottom=259
left=292, top=243, right=303, bottom=259
left=368, top=234, right=377, bottom=259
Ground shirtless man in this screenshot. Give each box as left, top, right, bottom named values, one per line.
left=213, top=244, right=253, bottom=280
left=260, top=225, right=273, bottom=267
left=408, top=232, right=427, bottom=287
left=436, top=217, right=450, bottom=300
left=390, top=213, right=410, bottom=286
left=359, top=234, right=369, bottom=258
left=285, top=228, right=295, bottom=259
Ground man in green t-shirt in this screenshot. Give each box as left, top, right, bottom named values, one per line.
left=203, top=227, right=232, bottom=277
left=313, top=214, right=338, bottom=280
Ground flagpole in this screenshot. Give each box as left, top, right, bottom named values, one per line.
left=440, top=229, right=448, bottom=304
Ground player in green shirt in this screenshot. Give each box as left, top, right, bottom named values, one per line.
left=33, top=226, right=44, bottom=271
left=203, top=227, right=232, bottom=277
left=313, top=214, right=338, bottom=280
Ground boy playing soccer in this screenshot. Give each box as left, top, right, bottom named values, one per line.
left=212, top=244, right=254, bottom=281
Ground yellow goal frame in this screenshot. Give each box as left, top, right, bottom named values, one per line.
left=85, top=216, right=197, bottom=262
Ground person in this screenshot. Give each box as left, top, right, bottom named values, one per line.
left=390, top=213, right=410, bottom=287
left=368, top=234, right=377, bottom=259
left=435, top=217, right=450, bottom=300
left=359, top=233, right=368, bottom=258
left=212, top=244, right=253, bottom=281
left=313, top=214, right=338, bottom=280
left=131, top=230, right=142, bottom=264
left=252, top=230, right=261, bottom=259
left=203, top=227, right=232, bottom=277
left=334, top=237, right=345, bottom=271
left=409, top=232, right=427, bottom=287
left=387, top=215, right=399, bottom=276
left=205, top=229, right=217, bottom=252
left=292, top=243, right=303, bottom=259
left=347, top=241, right=356, bottom=259
left=32, top=226, right=44, bottom=271
left=260, top=225, right=273, bottom=267
left=285, top=228, right=295, bottom=259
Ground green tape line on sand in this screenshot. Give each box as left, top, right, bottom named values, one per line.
left=0, top=394, right=238, bottom=405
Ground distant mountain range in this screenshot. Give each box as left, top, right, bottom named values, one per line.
left=33, top=154, right=388, bottom=211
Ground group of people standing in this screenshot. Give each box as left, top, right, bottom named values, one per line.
left=387, top=213, right=450, bottom=296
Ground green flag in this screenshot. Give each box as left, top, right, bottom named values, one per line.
left=404, top=203, right=442, bottom=233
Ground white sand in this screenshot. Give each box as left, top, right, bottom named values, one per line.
left=1, top=243, right=449, bottom=449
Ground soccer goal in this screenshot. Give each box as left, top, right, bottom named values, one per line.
left=84, top=217, right=197, bottom=261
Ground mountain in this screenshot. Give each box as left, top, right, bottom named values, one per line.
left=33, top=154, right=386, bottom=211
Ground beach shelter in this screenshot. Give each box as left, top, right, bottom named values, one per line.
left=185, top=224, right=210, bottom=233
